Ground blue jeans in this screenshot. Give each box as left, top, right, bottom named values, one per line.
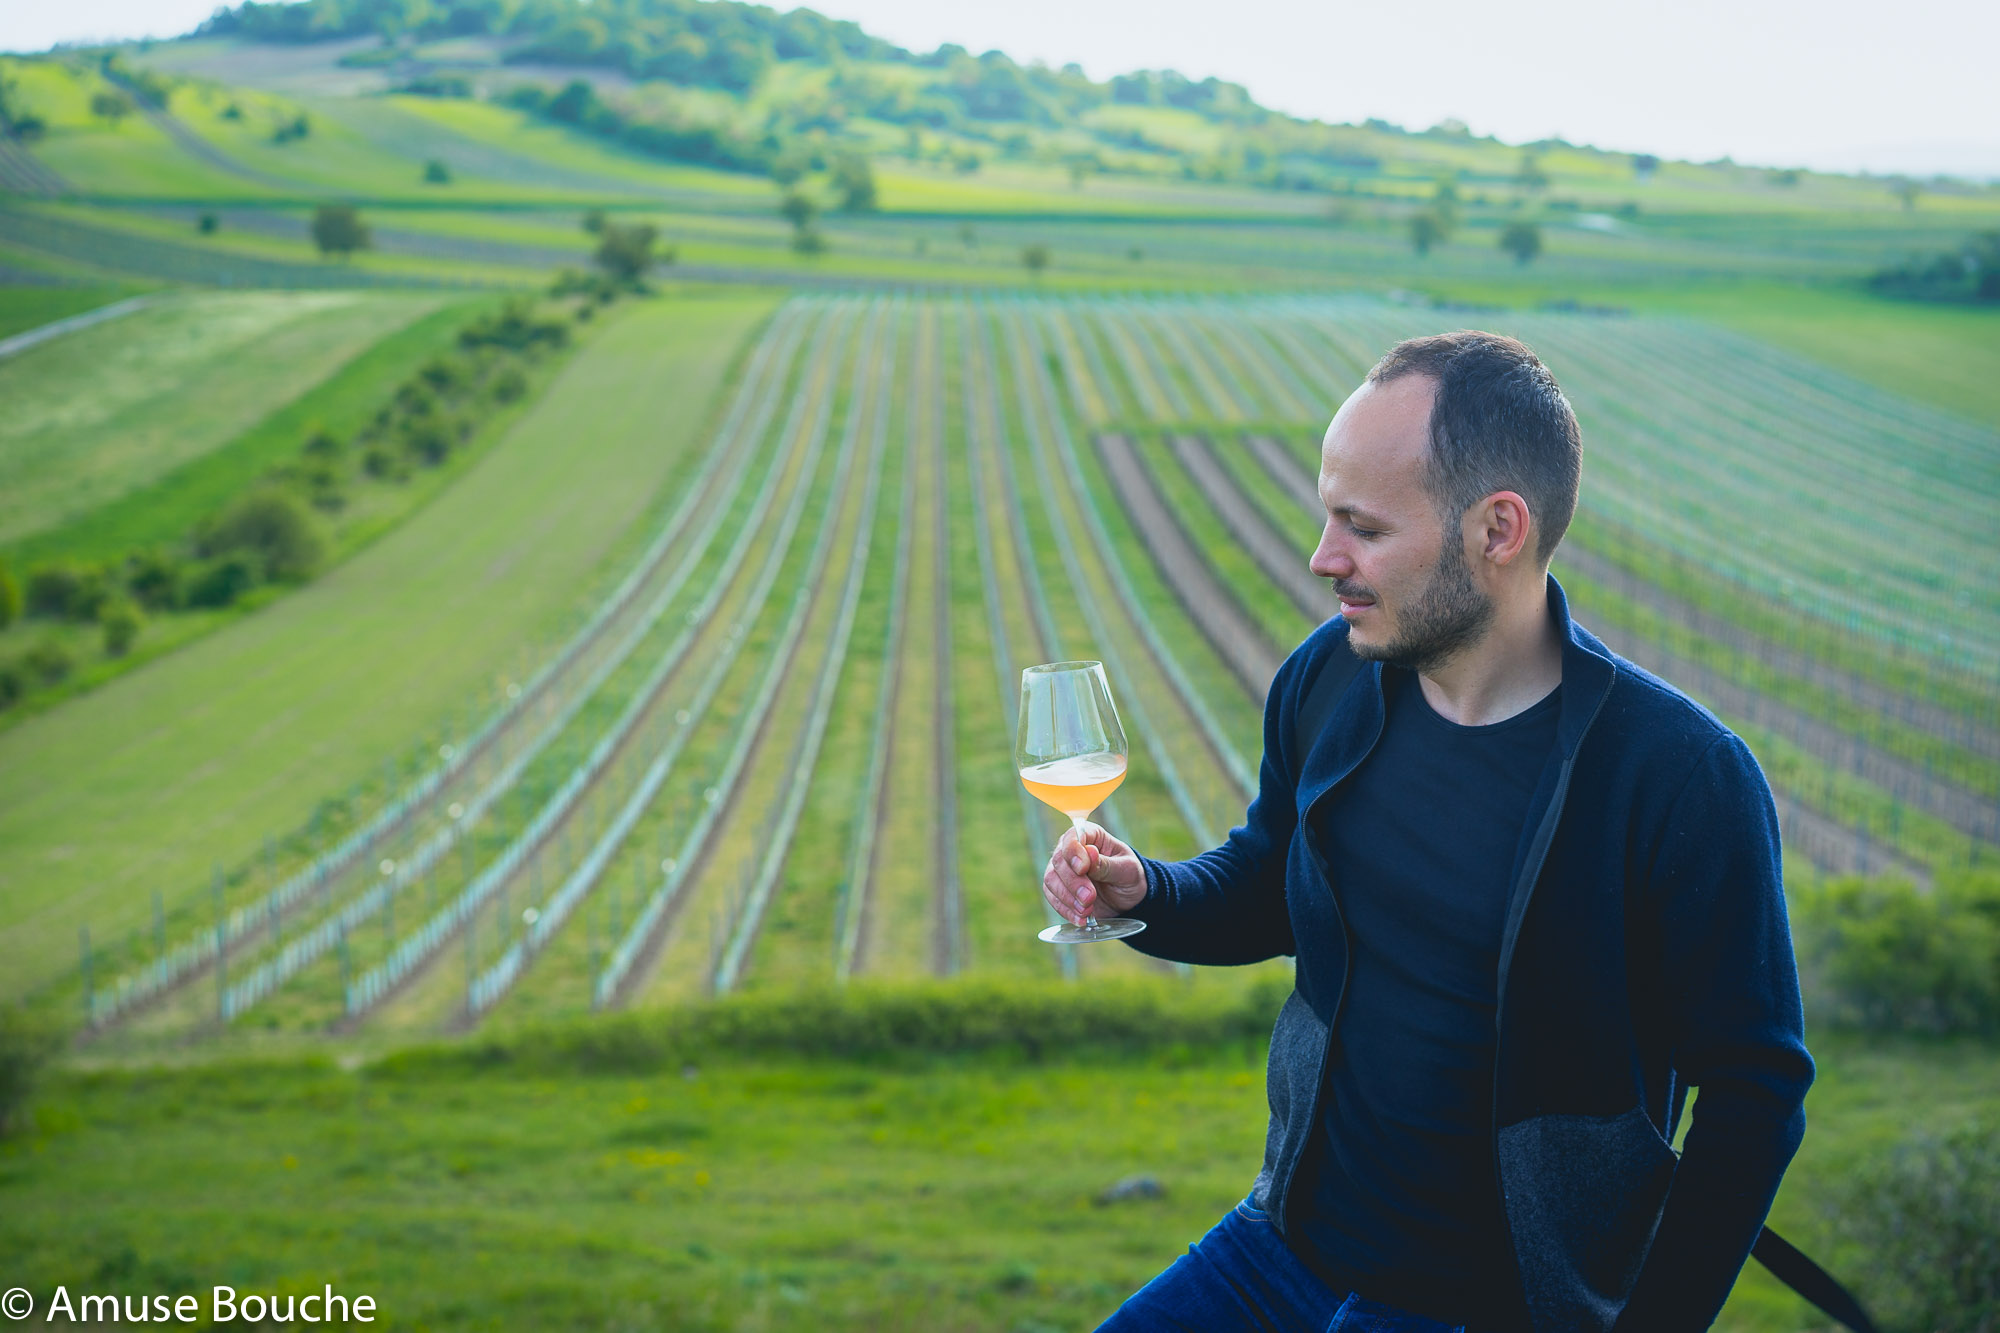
left=1096, top=1196, right=1467, bottom=1333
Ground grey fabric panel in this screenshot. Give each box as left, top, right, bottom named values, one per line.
left=1498, top=1106, right=1678, bottom=1333
left=1250, top=987, right=1330, bottom=1223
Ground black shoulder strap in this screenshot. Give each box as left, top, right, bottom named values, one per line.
left=1293, top=632, right=1366, bottom=765
left=1753, top=1226, right=1880, bottom=1333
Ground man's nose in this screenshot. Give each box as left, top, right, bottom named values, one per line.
left=1310, top=526, right=1352, bottom=580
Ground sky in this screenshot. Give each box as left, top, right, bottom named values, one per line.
left=5, top=0, right=1997, bottom=179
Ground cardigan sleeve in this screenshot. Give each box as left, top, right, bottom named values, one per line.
left=1117, top=643, right=1314, bottom=967
left=1612, top=732, right=1815, bottom=1331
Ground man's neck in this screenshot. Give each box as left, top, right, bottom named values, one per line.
left=1416, top=574, right=1564, bottom=726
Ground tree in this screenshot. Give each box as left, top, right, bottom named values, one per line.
left=832, top=152, right=876, bottom=211
left=594, top=221, right=660, bottom=284
left=1500, top=220, right=1543, bottom=265
left=1515, top=151, right=1549, bottom=192
left=779, top=190, right=818, bottom=233
left=89, top=90, right=133, bottom=125
left=101, top=601, right=142, bottom=657
left=197, top=212, right=217, bottom=234
left=422, top=158, right=451, bottom=184
left=1021, top=243, right=1050, bottom=276
left=1632, top=153, right=1660, bottom=180
left=1408, top=211, right=1444, bottom=256
left=196, top=492, right=322, bottom=581
left=310, top=204, right=370, bottom=260
left=1892, top=178, right=1922, bottom=210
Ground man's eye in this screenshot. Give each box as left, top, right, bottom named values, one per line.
left=1350, top=524, right=1379, bottom=540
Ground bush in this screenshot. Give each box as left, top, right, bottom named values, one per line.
left=459, top=301, right=569, bottom=352
left=309, top=202, right=369, bottom=258
left=361, top=445, right=399, bottom=480
left=0, top=1005, right=64, bottom=1136
left=1821, top=1120, right=2000, bottom=1332
left=100, top=600, right=142, bottom=657
left=400, top=412, right=454, bottom=465
left=594, top=221, right=661, bottom=285
left=1792, top=872, right=2000, bottom=1034
left=22, top=639, right=73, bottom=685
left=381, top=975, right=1293, bottom=1078
left=418, top=355, right=468, bottom=393
left=123, top=549, right=182, bottom=611
left=1500, top=220, right=1543, bottom=264
left=184, top=554, right=259, bottom=609
left=0, top=558, right=19, bottom=629
left=0, top=659, right=24, bottom=709
left=25, top=563, right=82, bottom=618
left=489, top=366, right=528, bottom=403
left=196, top=491, right=322, bottom=581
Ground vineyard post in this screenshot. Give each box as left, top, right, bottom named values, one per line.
left=383, top=865, right=394, bottom=945
left=831, top=880, right=848, bottom=976
left=212, top=866, right=225, bottom=1022
left=79, top=925, right=93, bottom=1023
left=339, top=922, right=351, bottom=1016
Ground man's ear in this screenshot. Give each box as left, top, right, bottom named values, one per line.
left=1473, top=490, right=1535, bottom=567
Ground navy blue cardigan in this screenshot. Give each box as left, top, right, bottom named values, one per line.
left=1127, top=575, right=1814, bottom=1332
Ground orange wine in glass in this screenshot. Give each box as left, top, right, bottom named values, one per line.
left=1017, top=661, right=1146, bottom=944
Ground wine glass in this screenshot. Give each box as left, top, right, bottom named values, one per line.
left=1017, top=661, right=1147, bottom=944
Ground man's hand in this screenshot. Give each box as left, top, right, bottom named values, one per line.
left=1041, top=822, right=1148, bottom=925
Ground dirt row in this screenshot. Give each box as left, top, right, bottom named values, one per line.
left=1095, top=433, right=1283, bottom=697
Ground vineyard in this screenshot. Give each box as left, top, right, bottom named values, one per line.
left=58, top=292, right=2000, bottom=1051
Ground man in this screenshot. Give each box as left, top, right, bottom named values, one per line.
left=1042, top=332, right=1814, bottom=1333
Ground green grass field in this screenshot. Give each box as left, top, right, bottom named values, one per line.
left=2, top=982, right=1988, bottom=1333
left=0, top=292, right=778, bottom=1001
left=0, top=289, right=442, bottom=548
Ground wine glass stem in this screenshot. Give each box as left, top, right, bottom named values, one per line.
left=1071, top=815, right=1097, bottom=930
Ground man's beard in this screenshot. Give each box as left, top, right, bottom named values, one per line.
left=1346, top=530, right=1495, bottom=674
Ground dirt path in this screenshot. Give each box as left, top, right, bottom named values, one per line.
left=1173, top=434, right=1326, bottom=623
left=1094, top=433, right=1283, bottom=699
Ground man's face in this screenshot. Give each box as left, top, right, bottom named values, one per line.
left=1309, top=375, right=1495, bottom=673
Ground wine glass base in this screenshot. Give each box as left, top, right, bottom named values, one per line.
left=1039, top=917, right=1147, bottom=944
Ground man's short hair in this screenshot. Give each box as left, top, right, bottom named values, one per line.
left=1366, top=330, right=1581, bottom=565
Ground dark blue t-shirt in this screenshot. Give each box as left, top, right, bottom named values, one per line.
left=1292, top=668, right=1561, bottom=1329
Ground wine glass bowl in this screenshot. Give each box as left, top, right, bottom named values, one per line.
left=1017, top=662, right=1146, bottom=944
